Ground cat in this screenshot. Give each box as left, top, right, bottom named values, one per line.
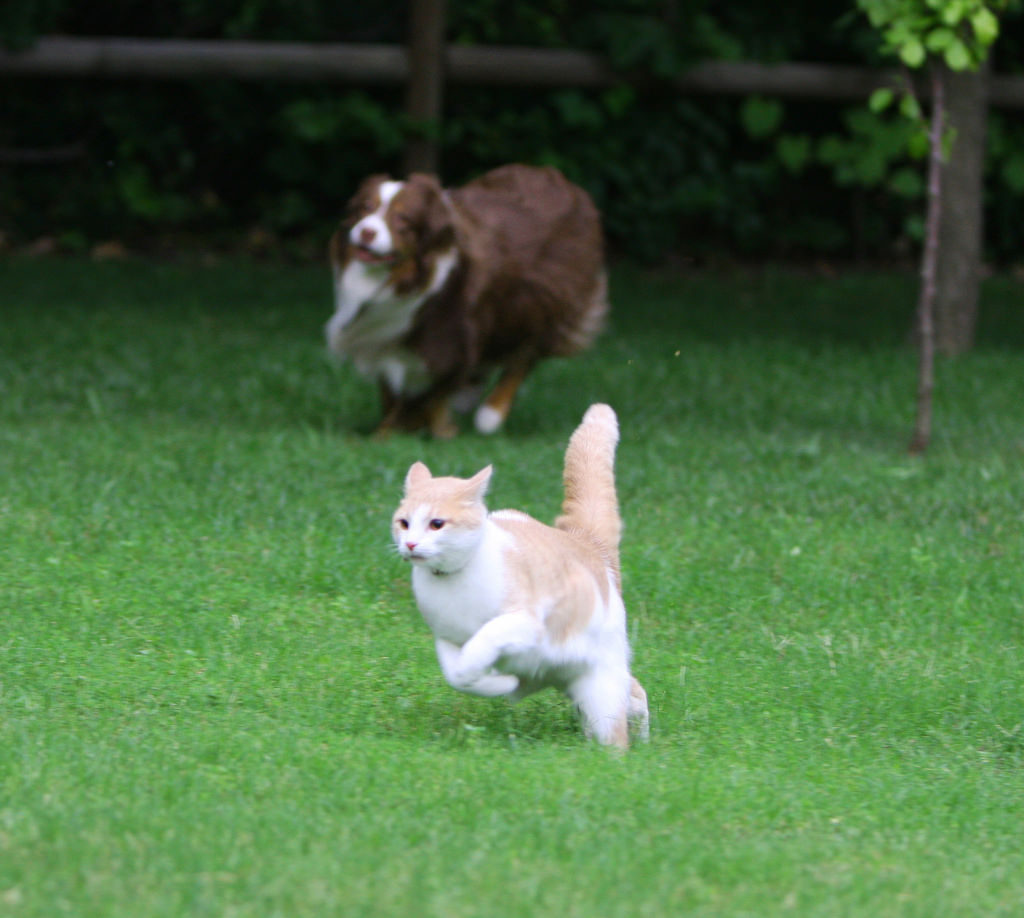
left=391, top=403, right=649, bottom=748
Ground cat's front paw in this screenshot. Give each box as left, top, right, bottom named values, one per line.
left=449, top=667, right=519, bottom=697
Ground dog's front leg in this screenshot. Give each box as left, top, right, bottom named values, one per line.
left=373, top=383, right=405, bottom=438
left=475, top=351, right=537, bottom=435
left=378, top=380, right=399, bottom=420
left=425, top=393, right=458, bottom=439
left=374, top=384, right=429, bottom=438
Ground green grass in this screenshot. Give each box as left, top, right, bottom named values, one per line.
left=2, top=255, right=1024, bottom=916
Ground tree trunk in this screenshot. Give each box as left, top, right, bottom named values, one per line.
left=934, top=62, right=988, bottom=356
left=909, top=65, right=945, bottom=457
left=403, top=0, right=447, bottom=175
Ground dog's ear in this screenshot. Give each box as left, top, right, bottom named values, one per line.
left=343, top=174, right=391, bottom=226
left=406, top=172, right=440, bottom=191
left=355, top=173, right=392, bottom=196
left=406, top=173, right=454, bottom=250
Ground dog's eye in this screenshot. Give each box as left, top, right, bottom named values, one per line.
left=428, top=519, right=445, bottom=531
left=396, top=518, right=409, bottom=530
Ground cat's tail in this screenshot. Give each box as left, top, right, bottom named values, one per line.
left=555, top=403, right=622, bottom=589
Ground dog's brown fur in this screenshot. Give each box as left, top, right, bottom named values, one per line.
left=326, top=164, right=608, bottom=437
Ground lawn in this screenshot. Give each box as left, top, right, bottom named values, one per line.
left=2, top=255, right=1023, bottom=916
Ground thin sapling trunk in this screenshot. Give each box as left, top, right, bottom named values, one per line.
left=909, top=65, right=945, bottom=456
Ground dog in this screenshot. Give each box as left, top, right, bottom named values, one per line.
left=326, top=164, right=608, bottom=438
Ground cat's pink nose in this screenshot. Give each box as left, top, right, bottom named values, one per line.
left=405, top=541, right=418, bottom=551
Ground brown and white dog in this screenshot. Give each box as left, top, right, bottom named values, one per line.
left=326, top=163, right=608, bottom=437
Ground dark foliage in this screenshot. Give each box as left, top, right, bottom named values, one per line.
left=1, top=0, right=1023, bottom=262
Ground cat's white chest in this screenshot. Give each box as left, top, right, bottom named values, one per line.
left=411, top=525, right=506, bottom=644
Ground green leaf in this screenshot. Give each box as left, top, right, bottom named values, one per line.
left=941, top=0, right=967, bottom=26
left=899, top=38, right=927, bottom=68
left=776, top=134, right=812, bottom=174
left=971, top=7, right=1000, bottom=46
left=816, top=134, right=846, bottom=165
left=904, top=212, right=925, bottom=241
left=553, top=90, right=604, bottom=130
left=869, top=87, right=895, bottom=112
left=1001, top=152, right=1024, bottom=192
left=944, top=39, right=972, bottom=70
left=888, top=166, right=924, bottom=198
left=908, top=127, right=931, bottom=159
left=925, top=27, right=956, bottom=52
left=941, top=125, right=959, bottom=160
left=899, top=93, right=922, bottom=121
left=856, top=150, right=888, bottom=186
left=740, top=96, right=784, bottom=139
left=601, top=85, right=635, bottom=118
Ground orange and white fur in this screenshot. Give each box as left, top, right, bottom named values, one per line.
left=392, top=404, right=648, bottom=748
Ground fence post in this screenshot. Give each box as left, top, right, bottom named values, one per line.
left=403, top=0, right=447, bottom=175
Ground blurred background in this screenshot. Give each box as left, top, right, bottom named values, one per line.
left=2, top=0, right=1024, bottom=268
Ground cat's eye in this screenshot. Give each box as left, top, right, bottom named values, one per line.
left=397, top=518, right=409, bottom=530
left=428, top=519, right=445, bottom=530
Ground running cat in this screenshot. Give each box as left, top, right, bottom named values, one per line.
left=392, top=404, right=648, bottom=748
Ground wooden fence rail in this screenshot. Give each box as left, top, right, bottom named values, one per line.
left=4, top=36, right=1024, bottom=107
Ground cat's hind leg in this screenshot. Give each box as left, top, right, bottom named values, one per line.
left=628, top=676, right=650, bottom=743
left=568, top=667, right=631, bottom=749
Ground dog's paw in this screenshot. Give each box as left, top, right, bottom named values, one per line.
left=474, top=404, right=505, bottom=435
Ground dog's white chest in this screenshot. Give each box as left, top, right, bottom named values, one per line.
left=330, top=262, right=422, bottom=348
left=326, top=252, right=457, bottom=395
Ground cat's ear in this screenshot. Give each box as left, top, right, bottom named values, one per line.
left=405, top=461, right=432, bottom=491
left=463, top=465, right=493, bottom=501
